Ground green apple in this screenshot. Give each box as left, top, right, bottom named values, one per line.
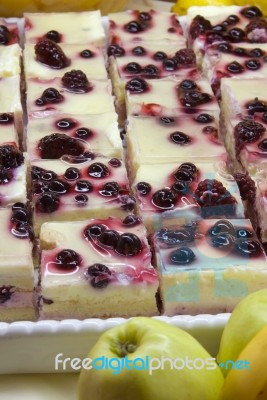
left=78, top=317, right=224, bottom=400
left=217, top=289, right=267, bottom=376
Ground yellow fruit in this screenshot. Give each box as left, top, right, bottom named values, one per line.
left=219, top=325, right=267, bottom=400
left=0, top=0, right=127, bottom=17
left=172, top=0, right=234, bottom=16
left=235, top=0, right=267, bottom=16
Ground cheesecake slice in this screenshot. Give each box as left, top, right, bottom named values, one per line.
left=126, top=113, right=224, bottom=175
left=24, top=11, right=105, bottom=45
left=31, top=155, right=135, bottom=235
left=24, top=42, right=108, bottom=81
left=133, top=159, right=245, bottom=233
left=108, top=9, right=185, bottom=45
left=26, top=73, right=115, bottom=116
left=39, top=216, right=159, bottom=319
left=152, top=218, right=267, bottom=315
left=125, top=76, right=220, bottom=117
left=203, top=42, right=267, bottom=97
left=0, top=204, right=35, bottom=322
left=26, top=112, right=123, bottom=160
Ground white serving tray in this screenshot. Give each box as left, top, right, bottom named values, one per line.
left=0, top=314, right=230, bottom=374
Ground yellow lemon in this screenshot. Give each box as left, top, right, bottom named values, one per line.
left=235, top=0, right=267, bottom=15
left=172, top=0, right=235, bottom=16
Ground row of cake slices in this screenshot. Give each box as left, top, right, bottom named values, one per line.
left=1, top=8, right=267, bottom=321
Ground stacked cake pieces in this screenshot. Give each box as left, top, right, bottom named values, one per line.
left=2, top=6, right=267, bottom=321
left=0, top=20, right=35, bottom=321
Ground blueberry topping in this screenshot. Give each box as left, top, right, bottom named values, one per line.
left=228, top=28, right=245, bottom=42
left=35, top=39, right=69, bottom=68
left=175, top=48, right=196, bottom=65
left=0, top=144, right=24, bottom=168
left=170, top=131, right=191, bottom=145
left=124, top=62, right=142, bottom=74
left=64, top=167, right=81, bottom=180
left=55, top=249, right=81, bottom=270
left=217, top=42, right=232, bottom=52
left=170, top=247, right=195, bottom=264
left=122, top=215, right=141, bottom=226
left=87, top=264, right=111, bottom=289
left=0, top=113, right=13, bottom=124
left=40, top=170, right=57, bottom=181
left=180, top=91, right=212, bottom=109
left=75, top=127, right=92, bottom=139
left=227, top=61, right=244, bottom=73
left=56, top=118, right=77, bottom=130
left=162, top=57, right=178, bottom=71
left=84, top=224, right=107, bottom=240
left=132, top=46, right=146, bottom=56
left=142, top=64, right=159, bottom=78
left=109, top=158, right=122, bottom=168
left=241, top=6, right=262, bottom=18
left=75, top=194, right=88, bottom=204
left=258, top=139, right=267, bottom=151
left=234, top=119, right=265, bottom=143
left=208, top=220, right=235, bottom=237
left=98, top=229, right=120, bottom=248
left=227, top=15, right=240, bottom=24
left=115, top=233, right=142, bottom=256
left=202, top=126, right=218, bottom=135
left=136, top=181, right=151, bottom=196
left=125, top=20, right=144, bottom=33
left=0, top=25, right=11, bottom=45
left=80, top=49, right=94, bottom=58
left=36, top=193, right=60, bottom=213
left=35, top=87, right=63, bottom=106
left=12, top=202, right=26, bottom=211
left=235, top=239, right=262, bottom=256
left=62, top=69, right=91, bottom=93
left=75, top=180, right=93, bottom=192
left=233, top=47, right=248, bottom=57
left=125, top=78, right=148, bottom=93
left=153, top=51, right=167, bottom=61
left=107, top=45, right=125, bottom=57
left=211, top=233, right=236, bottom=249
left=177, top=162, right=197, bottom=176
left=236, top=228, right=253, bottom=238
left=152, top=189, right=177, bottom=209
left=212, top=24, right=226, bottom=32
left=38, top=133, right=84, bottom=159
left=45, top=30, right=61, bottom=43
left=88, top=163, right=109, bottom=178
left=99, top=182, right=120, bottom=196
left=245, top=59, right=261, bottom=70
left=179, top=79, right=197, bottom=90
left=246, top=98, right=267, bottom=114
left=160, top=116, right=175, bottom=124
left=195, top=113, right=214, bottom=123
left=171, top=180, right=189, bottom=194
left=0, top=166, right=13, bottom=184
left=139, top=12, right=151, bottom=21
left=48, top=179, right=70, bottom=194
left=249, top=48, right=264, bottom=57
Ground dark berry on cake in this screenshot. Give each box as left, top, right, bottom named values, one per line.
left=124, top=20, right=144, bottom=33
left=136, top=181, right=151, bottom=196
left=75, top=194, right=88, bottom=204
left=98, top=230, right=120, bottom=248
left=61, top=70, right=91, bottom=93
left=180, top=91, right=212, bottom=109
left=38, top=133, right=85, bottom=159
left=249, top=48, right=264, bottom=57
left=170, top=247, right=195, bottom=264
left=160, top=116, right=175, bottom=124
left=233, top=47, right=248, bottom=57
left=233, top=172, right=256, bottom=203
left=217, top=42, right=232, bottom=52
left=236, top=228, right=253, bottom=238
left=153, top=51, right=167, bottom=61
left=132, top=46, right=146, bottom=56
left=246, top=98, right=267, bottom=114
left=0, top=113, right=13, bottom=124
left=227, top=61, right=245, bottom=73
left=124, top=62, right=142, bottom=74
left=138, top=11, right=152, bottom=22
left=0, top=25, right=11, bottom=45
left=125, top=77, right=149, bottom=93
left=48, top=179, right=70, bottom=194
left=211, top=233, right=236, bottom=250
left=241, top=6, right=263, bottom=18
left=109, top=158, right=122, bottom=168
left=245, top=59, right=261, bottom=70
left=142, top=64, right=159, bottom=78
left=115, top=233, right=142, bottom=256
left=152, top=189, right=177, bottom=209
left=228, top=28, right=246, bottom=42
left=175, top=48, right=196, bottom=65
left=122, top=215, right=141, bottom=226
left=75, top=128, right=93, bottom=139
left=36, top=192, right=60, bottom=213
left=35, top=39, right=69, bottom=68
left=80, top=49, right=94, bottom=58
left=0, top=286, right=15, bottom=303
left=234, top=119, right=265, bottom=143
left=0, top=144, right=24, bottom=168
left=108, top=44, right=125, bottom=57
left=189, top=15, right=212, bottom=40
left=64, top=167, right=81, bottom=180
left=162, top=58, right=178, bottom=71
left=45, top=30, right=61, bottom=43
left=195, top=113, right=214, bottom=123
left=179, top=79, right=197, bottom=91
left=75, top=180, right=93, bottom=193
left=88, top=162, right=109, bottom=178
left=170, top=131, right=191, bottom=145
left=99, top=182, right=120, bottom=196
left=171, top=181, right=189, bottom=194
left=10, top=203, right=33, bottom=240
left=35, top=87, right=63, bottom=106
left=246, top=18, right=267, bottom=43
left=55, top=249, right=81, bottom=270
left=235, top=239, right=262, bottom=256
left=208, top=220, right=235, bottom=237
left=84, top=223, right=107, bottom=240
left=86, top=264, right=111, bottom=289
left=258, top=138, right=267, bottom=151
left=0, top=166, right=13, bottom=184
left=56, top=118, right=77, bottom=130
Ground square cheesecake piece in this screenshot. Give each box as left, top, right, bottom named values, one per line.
left=152, top=218, right=267, bottom=315
left=26, top=75, right=115, bottom=116
left=0, top=76, right=22, bottom=133
left=24, top=11, right=105, bottom=45
left=0, top=205, right=35, bottom=322
left=24, top=43, right=107, bottom=81
left=187, top=5, right=267, bottom=63
left=0, top=44, right=21, bottom=77
left=32, top=155, right=135, bottom=235
left=133, top=159, right=245, bottom=232
left=125, top=76, right=219, bottom=117
left=109, top=42, right=197, bottom=114
left=26, top=112, right=122, bottom=160
left=108, top=10, right=185, bottom=45
left=39, top=216, right=159, bottom=319
left=0, top=144, right=27, bottom=206
left=203, top=42, right=267, bottom=97
left=126, top=113, right=224, bottom=174
left=0, top=18, right=19, bottom=45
